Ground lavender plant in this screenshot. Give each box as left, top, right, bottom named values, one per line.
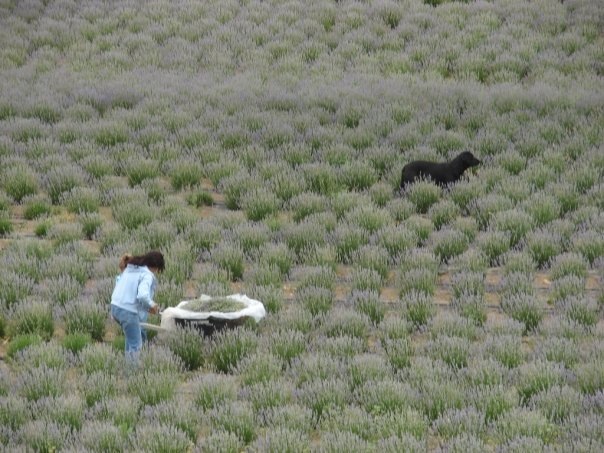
left=210, top=327, right=258, bottom=373
left=127, top=369, right=178, bottom=406
left=350, top=290, right=385, bottom=325
left=210, top=242, right=245, bottom=281
left=6, top=334, right=43, bottom=360
left=190, top=372, right=238, bottom=412
left=333, top=223, right=369, bottom=264
left=377, top=434, right=425, bottom=453
left=559, top=296, right=599, bottom=329
left=161, top=326, right=205, bottom=371
left=131, top=424, right=194, bottom=453
left=8, top=299, right=54, bottom=340
left=321, top=300, right=369, bottom=333
left=44, top=163, right=86, bottom=204
left=16, top=420, right=72, bottom=453
left=492, top=407, right=557, bottom=444
left=232, top=221, right=271, bottom=257
left=0, top=271, right=35, bottom=310
left=429, top=312, right=481, bottom=341
left=477, top=230, right=512, bottom=266
left=515, top=360, right=566, bottom=405
left=241, top=187, right=281, bottom=221
left=39, top=275, right=82, bottom=307
left=14, top=341, right=72, bottom=370
left=61, top=186, right=100, bottom=214
left=209, top=401, right=257, bottom=444
left=61, top=298, right=106, bottom=341
left=572, top=230, right=604, bottom=266
left=491, top=209, right=535, bottom=247
left=385, top=197, right=415, bottom=223
left=196, top=430, right=244, bottom=453
left=451, top=292, right=487, bottom=326
left=318, top=335, right=367, bottom=358
left=525, top=229, right=563, bottom=269
left=18, top=365, right=66, bottom=401
left=522, top=193, right=561, bottom=227
left=549, top=276, right=586, bottom=304
left=289, top=192, right=329, bottom=222
left=344, top=205, right=392, bottom=235
left=429, top=199, right=460, bottom=230
left=79, top=420, right=128, bottom=453
left=482, top=335, right=525, bottom=369
left=549, top=252, right=589, bottom=281
left=78, top=343, right=123, bottom=376
left=405, top=180, right=441, bottom=214
left=297, top=377, right=350, bottom=421
left=142, top=396, right=200, bottom=443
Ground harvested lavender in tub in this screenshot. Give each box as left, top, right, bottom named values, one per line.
left=182, top=298, right=247, bottom=313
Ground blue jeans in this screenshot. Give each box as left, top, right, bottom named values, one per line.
left=111, top=305, right=142, bottom=361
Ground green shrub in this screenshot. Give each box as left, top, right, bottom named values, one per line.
left=526, top=229, right=563, bottom=268
left=197, top=430, right=244, bottom=453
left=289, top=192, right=328, bottom=222
left=405, top=180, right=441, bottom=214
left=9, top=300, right=54, bottom=340
left=429, top=200, right=460, bottom=230
left=572, top=230, right=604, bottom=266
left=0, top=271, right=35, bottom=310
left=45, top=164, right=86, bottom=204
left=302, top=163, right=342, bottom=195
left=403, top=290, right=436, bottom=327
left=431, top=228, right=469, bottom=263
left=523, top=193, right=561, bottom=227
left=79, top=212, right=103, bottom=240
left=369, top=182, right=394, bottom=207
left=353, top=244, right=390, bottom=280
left=491, top=209, right=534, bottom=247
left=211, top=242, right=245, bottom=281
left=451, top=292, right=487, bottom=326
left=62, top=187, right=100, bottom=214
left=22, top=195, right=52, bottom=220
left=127, top=370, right=177, bottom=406
left=62, top=332, right=92, bottom=354
left=345, top=205, right=392, bottom=235
left=210, top=328, right=258, bottom=373
left=2, top=165, right=38, bottom=202
left=406, top=215, right=434, bottom=244
left=477, top=230, right=511, bottom=266
left=7, top=334, right=43, bottom=359
left=187, top=189, right=214, bottom=207
left=209, top=401, right=257, bottom=444
left=549, top=252, right=588, bottom=280
left=0, top=212, right=13, bottom=237
left=233, top=222, right=271, bottom=256
left=170, top=160, right=203, bottom=191
left=501, top=293, right=544, bottom=334
left=162, top=327, right=205, bottom=371
left=124, top=158, right=160, bottom=187
left=112, top=198, right=155, bottom=231
left=62, top=299, right=106, bottom=341
left=340, top=161, right=378, bottom=191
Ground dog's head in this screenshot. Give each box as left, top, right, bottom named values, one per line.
left=460, top=151, right=481, bottom=169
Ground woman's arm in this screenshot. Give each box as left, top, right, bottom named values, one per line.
left=137, top=272, right=158, bottom=312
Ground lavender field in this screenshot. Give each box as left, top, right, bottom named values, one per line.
left=0, top=0, right=603, bottom=451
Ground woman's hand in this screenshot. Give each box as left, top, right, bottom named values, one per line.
left=149, top=305, right=160, bottom=315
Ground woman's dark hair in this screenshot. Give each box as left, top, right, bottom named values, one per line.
left=128, top=251, right=165, bottom=272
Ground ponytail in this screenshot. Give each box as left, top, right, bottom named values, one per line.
left=127, top=250, right=165, bottom=272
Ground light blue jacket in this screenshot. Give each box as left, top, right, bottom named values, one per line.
left=111, top=264, right=157, bottom=316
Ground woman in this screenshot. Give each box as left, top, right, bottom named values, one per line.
left=111, top=251, right=164, bottom=360
left=116, top=253, right=148, bottom=343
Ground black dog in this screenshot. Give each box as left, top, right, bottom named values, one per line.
left=400, top=151, right=481, bottom=190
